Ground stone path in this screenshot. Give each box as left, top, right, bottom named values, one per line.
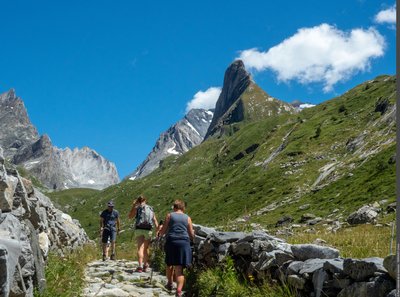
left=83, top=259, right=176, bottom=297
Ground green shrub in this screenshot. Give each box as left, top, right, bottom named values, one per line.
left=35, top=244, right=97, bottom=297
left=185, top=257, right=296, bottom=297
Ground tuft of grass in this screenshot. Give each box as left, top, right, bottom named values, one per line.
left=287, top=218, right=396, bottom=258
left=186, top=257, right=296, bottom=297
left=35, top=244, right=97, bottom=297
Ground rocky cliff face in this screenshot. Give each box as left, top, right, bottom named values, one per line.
left=0, top=89, right=120, bottom=190
left=205, top=60, right=295, bottom=139
left=127, top=109, right=214, bottom=180
left=0, top=90, right=39, bottom=160
left=0, top=147, right=90, bottom=297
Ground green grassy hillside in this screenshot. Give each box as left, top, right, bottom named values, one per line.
left=49, top=75, right=396, bottom=242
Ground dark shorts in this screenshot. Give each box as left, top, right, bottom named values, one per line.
left=102, top=227, right=117, bottom=243
left=165, top=238, right=192, bottom=267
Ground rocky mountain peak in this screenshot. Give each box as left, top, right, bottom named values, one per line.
left=0, top=88, right=16, bottom=102
left=127, top=108, right=213, bottom=180
left=205, top=60, right=251, bottom=139
left=205, top=60, right=294, bottom=139
left=0, top=89, right=120, bottom=190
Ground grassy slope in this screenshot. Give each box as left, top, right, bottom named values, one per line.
left=47, top=188, right=100, bottom=213
left=49, top=75, right=396, bottom=250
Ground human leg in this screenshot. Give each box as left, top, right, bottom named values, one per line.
left=110, top=228, right=117, bottom=260
left=165, top=265, right=174, bottom=290
left=143, top=239, right=150, bottom=270
left=136, top=235, right=145, bottom=268
left=174, top=265, right=184, bottom=295
left=101, top=229, right=110, bottom=260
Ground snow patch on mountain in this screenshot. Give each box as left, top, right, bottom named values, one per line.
left=126, top=109, right=214, bottom=180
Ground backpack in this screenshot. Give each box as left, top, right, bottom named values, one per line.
left=135, top=205, right=154, bottom=230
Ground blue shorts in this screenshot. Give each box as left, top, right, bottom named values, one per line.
left=102, top=227, right=117, bottom=243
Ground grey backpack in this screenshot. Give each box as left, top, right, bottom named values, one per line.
left=135, top=205, right=154, bottom=230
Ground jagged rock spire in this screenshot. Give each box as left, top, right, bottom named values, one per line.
left=205, top=60, right=251, bottom=139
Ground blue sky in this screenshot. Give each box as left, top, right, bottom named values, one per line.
left=0, top=1, right=396, bottom=178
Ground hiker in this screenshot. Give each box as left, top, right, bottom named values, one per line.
left=100, top=201, right=121, bottom=261
left=128, top=195, right=158, bottom=272
left=159, top=199, right=195, bottom=297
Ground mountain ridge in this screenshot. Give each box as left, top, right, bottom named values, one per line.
left=127, top=108, right=214, bottom=180
left=0, top=89, right=120, bottom=190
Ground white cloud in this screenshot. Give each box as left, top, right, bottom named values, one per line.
left=186, top=87, right=221, bottom=112
left=299, top=103, right=316, bottom=109
left=237, top=24, right=385, bottom=92
left=374, top=5, right=396, bottom=24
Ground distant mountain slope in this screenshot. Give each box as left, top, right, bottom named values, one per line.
left=205, top=60, right=295, bottom=139
left=127, top=108, right=213, bottom=180
left=50, top=74, right=395, bottom=239
left=0, top=89, right=120, bottom=190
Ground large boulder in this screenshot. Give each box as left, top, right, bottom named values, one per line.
left=0, top=235, right=22, bottom=297
left=0, top=157, right=90, bottom=297
left=209, top=231, right=246, bottom=243
left=193, top=224, right=217, bottom=237
left=291, top=244, right=339, bottom=261
left=338, top=275, right=395, bottom=297
left=347, top=205, right=379, bottom=225
left=343, top=257, right=386, bottom=281
left=0, top=166, right=18, bottom=211
left=383, top=255, right=396, bottom=280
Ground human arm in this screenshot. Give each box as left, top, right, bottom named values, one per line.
left=187, top=216, right=195, bottom=241
left=100, top=215, right=105, bottom=234
left=158, top=214, right=171, bottom=237
left=117, top=216, right=121, bottom=234
left=128, top=204, right=138, bottom=219
left=152, top=212, right=159, bottom=231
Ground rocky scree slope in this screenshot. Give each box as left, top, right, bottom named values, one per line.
left=0, top=89, right=119, bottom=190
left=0, top=147, right=90, bottom=297
left=127, top=108, right=214, bottom=180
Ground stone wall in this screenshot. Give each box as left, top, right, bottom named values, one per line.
left=193, top=224, right=397, bottom=297
left=0, top=147, right=90, bottom=297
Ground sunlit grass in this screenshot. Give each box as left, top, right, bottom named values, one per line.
left=36, top=244, right=97, bottom=297
left=287, top=220, right=396, bottom=258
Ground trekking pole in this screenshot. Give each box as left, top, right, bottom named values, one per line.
left=149, top=236, right=158, bottom=284
left=390, top=221, right=395, bottom=255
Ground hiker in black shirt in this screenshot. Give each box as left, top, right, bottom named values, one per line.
left=100, top=201, right=121, bottom=261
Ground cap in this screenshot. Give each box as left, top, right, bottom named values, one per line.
left=107, top=201, right=114, bottom=207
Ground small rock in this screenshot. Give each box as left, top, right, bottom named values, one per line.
left=347, top=205, right=378, bottom=225
left=312, top=238, right=327, bottom=245
left=275, top=216, right=293, bottom=227
left=386, top=202, right=396, bottom=213
left=287, top=275, right=306, bottom=289
left=298, top=204, right=310, bottom=210
left=300, top=213, right=316, bottom=223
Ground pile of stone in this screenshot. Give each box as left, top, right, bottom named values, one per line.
left=193, top=224, right=396, bottom=297
left=0, top=147, right=90, bottom=297
left=83, top=259, right=175, bottom=297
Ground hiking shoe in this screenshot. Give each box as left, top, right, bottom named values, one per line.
left=143, top=264, right=149, bottom=272
left=110, top=254, right=116, bottom=261
left=175, top=291, right=183, bottom=297
left=165, top=282, right=173, bottom=291
left=135, top=266, right=143, bottom=273
left=102, top=254, right=106, bottom=261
